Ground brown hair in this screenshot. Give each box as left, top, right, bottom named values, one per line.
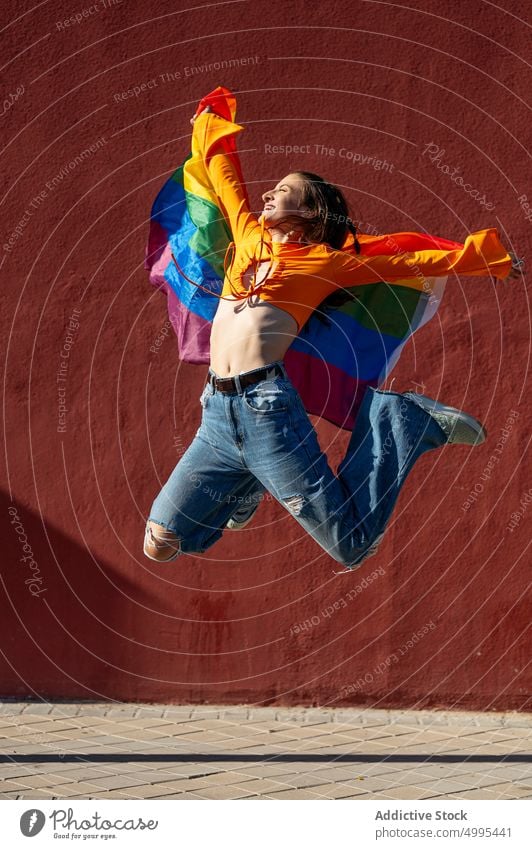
left=291, top=171, right=361, bottom=253
left=289, top=172, right=362, bottom=332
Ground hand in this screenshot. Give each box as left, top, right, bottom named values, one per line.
left=190, top=104, right=212, bottom=126
left=505, top=250, right=525, bottom=280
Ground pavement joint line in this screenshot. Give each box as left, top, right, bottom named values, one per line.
left=1, top=702, right=531, bottom=726
left=40, top=727, right=505, bottom=769
left=4, top=708, right=532, bottom=798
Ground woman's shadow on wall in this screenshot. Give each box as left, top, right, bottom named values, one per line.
left=0, top=487, right=172, bottom=701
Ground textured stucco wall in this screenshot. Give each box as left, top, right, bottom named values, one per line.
left=1, top=0, right=530, bottom=709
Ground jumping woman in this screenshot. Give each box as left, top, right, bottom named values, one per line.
left=144, top=94, right=522, bottom=570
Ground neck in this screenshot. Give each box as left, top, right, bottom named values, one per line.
left=267, top=225, right=307, bottom=245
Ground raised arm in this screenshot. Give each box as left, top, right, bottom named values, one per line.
left=329, top=228, right=514, bottom=287
left=190, top=105, right=260, bottom=245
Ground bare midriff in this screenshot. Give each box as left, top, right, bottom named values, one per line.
left=209, top=260, right=299, bottom=377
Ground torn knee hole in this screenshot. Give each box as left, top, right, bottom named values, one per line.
left=283, top=494, right=306, bottom=516
left=144, top=522, right=182, bottom=562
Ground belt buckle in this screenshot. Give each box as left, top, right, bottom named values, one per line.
left=218, top=375, right=235, bottom=393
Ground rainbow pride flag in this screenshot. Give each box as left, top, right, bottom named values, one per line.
left=146, top=87, right=459, bottom=431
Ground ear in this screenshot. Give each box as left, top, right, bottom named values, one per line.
left=298, top=204, right=314, bottom=218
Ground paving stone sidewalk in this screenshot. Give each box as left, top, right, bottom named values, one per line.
left=0, top=702, right=531, bottom=800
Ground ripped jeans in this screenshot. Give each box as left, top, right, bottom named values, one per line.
left=147, top=359, right=447, bottom=569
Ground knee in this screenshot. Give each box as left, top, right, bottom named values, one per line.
left=143, top=521, right=183, bottom=563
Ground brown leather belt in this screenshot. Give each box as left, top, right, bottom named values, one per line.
left=207, top=363, right=285, bottom=394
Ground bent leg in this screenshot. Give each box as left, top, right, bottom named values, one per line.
left=242, top=382, right=446, bottom=569
left=145, top=430, right=258, bottom=559
left=334, top=387, right=447, bottom=562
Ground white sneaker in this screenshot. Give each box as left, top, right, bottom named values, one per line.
left=404, top=392, right=487, bottom=446
left=225, top=493, right=262, bottom=530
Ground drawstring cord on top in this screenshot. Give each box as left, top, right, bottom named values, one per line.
left=170, top=250, right=236, bottom=300
left=227, top=214, right=275, bottom=298
left=170, top=240, right=248, bottom=302
left=243, top=214, right=274, bottom=297
left=171, top=211, right=275, bottom=302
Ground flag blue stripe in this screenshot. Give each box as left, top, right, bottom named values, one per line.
left=290, top=309, right=419, bottom=380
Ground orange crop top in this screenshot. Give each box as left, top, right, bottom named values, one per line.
left=193, top=111, right=513, bottom=333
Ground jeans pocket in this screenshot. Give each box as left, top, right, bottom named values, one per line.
left=199, top=383, right=214, bottom=409
left=242, top=379, right=291, bottom=413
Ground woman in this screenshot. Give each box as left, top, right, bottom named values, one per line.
left=144, top=100, right=522, bottom=569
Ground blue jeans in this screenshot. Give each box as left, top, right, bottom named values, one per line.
left=147, top=359, right=447, bottom=569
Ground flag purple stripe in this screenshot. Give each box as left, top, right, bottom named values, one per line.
left=284, top=348, right=377, bottom=429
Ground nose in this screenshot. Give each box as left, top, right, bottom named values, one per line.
left=262, top=188, right=274, bottom=203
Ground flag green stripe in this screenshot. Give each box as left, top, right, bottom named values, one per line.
left=186, top=192, right=231, bottom=279
left=337, top=283, right=423, bottom=338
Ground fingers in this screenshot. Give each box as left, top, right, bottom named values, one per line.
left=505, top=266, right=523, bottom=281
left=502, top=250, right=525, bottom=281
left=190, top=105, right=213, bottom=125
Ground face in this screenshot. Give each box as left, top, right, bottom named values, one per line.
left=260, top=174, right=311, bottom=226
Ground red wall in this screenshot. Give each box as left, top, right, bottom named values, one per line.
left=1, top=0, right=530, bottom=710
